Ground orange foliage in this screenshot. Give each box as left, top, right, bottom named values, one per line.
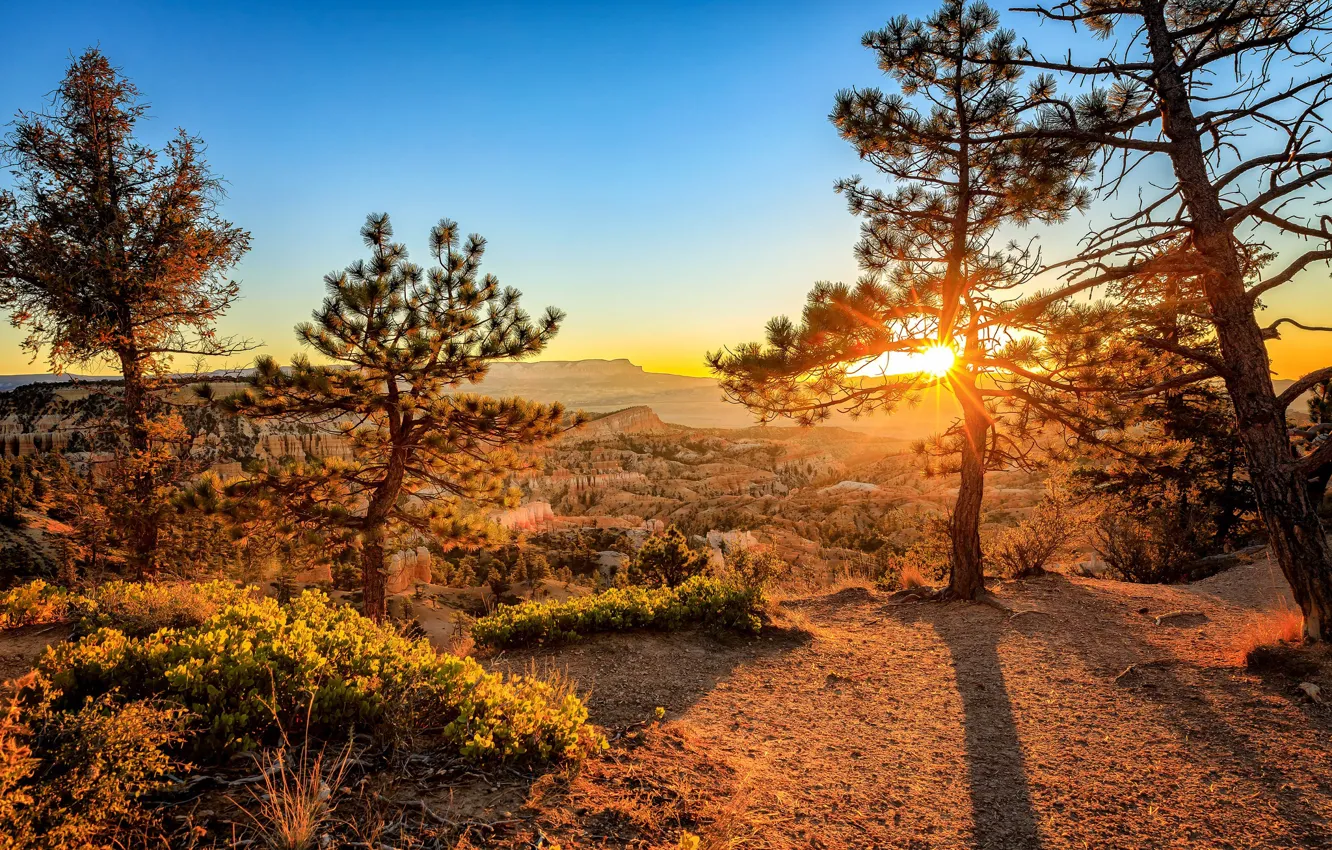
left=899, top=563, right=928, bottom=591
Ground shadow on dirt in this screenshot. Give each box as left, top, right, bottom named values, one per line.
left=936, top=613, right=1043, bottom=850
left=485, top=624, right=810, bottom=729
left=1039, top=575, right=1332, bottom=847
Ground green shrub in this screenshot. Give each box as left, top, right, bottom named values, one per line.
left=1, top=579, right=255, bottom=635
left=0, top=580, right=70, bottom=630
left=472, top=575, right=764, bottom=649
left=724, top=546, right=784, bottom=589
left=629, top=526, right=709, bottom=588
left=28, top=590, right=597, bottom=764
left=1092, top=504, right=1203, bottom=583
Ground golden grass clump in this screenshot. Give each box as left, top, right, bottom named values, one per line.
left=1233, top=606, right=1304, bottom=668
left=898, top=563, right=928, bottom=591
left=235, top=740, right=353, bottom=850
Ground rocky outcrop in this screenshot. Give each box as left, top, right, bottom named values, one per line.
left=0, top=380, right=359, bottom=463
left=386, top=546, right=433, bottom=594
left=705, top=529, right=759, bottom=551
left=529, top=470, right=647, bottom=494
left=821, top=481, right=881, bottom=494
left=493, top=501, right=556, bottom=531
left=254, top=432, right=355, bottom=462
left=1, top=429, right=73, bottom=457
left=560, top=406, right=670, bottom=441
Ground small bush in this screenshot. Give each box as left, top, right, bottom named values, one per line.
left=724, top=546, right=784, bottom=590
left=872, top=516, right=951, bottom=591
left=28, top=590, right=597, bottom=764
left=630, top=526, right=710, bottom=588
left=1, top=579, right=256, bottom=635
left=989, top=502, right=1072, bottom=579
left=1092, top=508, right=1200, bottom=584
left=1, top=682, right=187, bottom=850
left=0, top=580, right=70, bottom=630
left=472, top=575, right=764, bottom=649
left=71, top=579, right=257, bottom=636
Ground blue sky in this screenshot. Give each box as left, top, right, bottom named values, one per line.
left=1, top=1, right=1326, bottom=378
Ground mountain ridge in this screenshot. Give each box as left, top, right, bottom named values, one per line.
left=0, top=360, right=1316, bottom=435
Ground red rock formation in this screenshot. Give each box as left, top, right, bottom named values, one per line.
left=493, top=501, right=556, bottom=531
left=559, top=406, right=670, bottom=441
left=386, top=546, right=433, bottom=594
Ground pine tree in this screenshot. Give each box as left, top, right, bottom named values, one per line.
left=709, top=0, right=1097, bottom=599
left=217, top=213, right=572, bottom=620
left=0, top=50, right=251, bottom=574
left=993, top=0, right=1332, bottom=637
left=630, top=526, right=709, bottom=588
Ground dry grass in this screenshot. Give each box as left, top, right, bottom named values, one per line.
left=1232, top=606, right=1304, bottom=668
left=898, top=563, right=928, bottom=591
left=233, top=739, right=353, bottom=850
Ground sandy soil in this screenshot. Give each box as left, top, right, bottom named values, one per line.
left=2, top=562, right=1327, bottom=849
left=487, top=563, right=1332, bottom=850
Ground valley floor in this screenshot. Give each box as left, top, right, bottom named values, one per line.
left=484, top=561, right=1330, bottom=849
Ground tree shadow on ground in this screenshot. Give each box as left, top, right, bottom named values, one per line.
left=1033, top=575, right=1332, bottom=847
left=904, top=604, right=1044, bottom=850
left=478, top=624, right=812, bottom=847
left=485, top=622, right=812, bottom=728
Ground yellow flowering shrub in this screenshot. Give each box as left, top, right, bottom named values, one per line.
left=472, top=575, right=763, bottom=649
left=0, top=579, right=70, bottom=629
left=28, top=590, right=598, bottom=764
left=0, top=579, right=254, bottom=635
left=71, top=579, right=257, bottom=636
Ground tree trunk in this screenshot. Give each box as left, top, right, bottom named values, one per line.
left=359, top=431, right=408, bottom=623
left=361, top=534, right=387, bottom=622
left=117, top=345, right=159, bottom=578
left=1143, top=0, right=1332, bottom=639
left=949, top=371, right=988, bottom=600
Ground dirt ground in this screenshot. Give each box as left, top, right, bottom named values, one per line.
left=2, top=561, right=1328, bottom=849
left=483, top=560, right=1332, bottom=850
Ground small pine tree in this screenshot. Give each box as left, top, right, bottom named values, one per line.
left=524, top=552, right=551, bottom=589
left=219, top=213, right=573, bottom=620
left=631, top=526, right=709, bottom=588
left=1310, top=380, right=1332, bottom=426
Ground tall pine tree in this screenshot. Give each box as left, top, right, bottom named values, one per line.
left=0, top=50, right=251, bottom=574
left=710, top=0, right=1096, bottom=599
left=994, top=0, right=1332, bottom=637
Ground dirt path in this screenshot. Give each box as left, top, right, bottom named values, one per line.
left=495, top=570, right=1332, bottom=850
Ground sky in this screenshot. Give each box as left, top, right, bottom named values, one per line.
left=0, top=0, right=1327, bottom=380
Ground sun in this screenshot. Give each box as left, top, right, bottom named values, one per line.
left=917, top=344, right=957, bottom=377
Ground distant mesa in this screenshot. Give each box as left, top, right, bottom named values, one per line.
left=1, top=360, right=1311, bottom=439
